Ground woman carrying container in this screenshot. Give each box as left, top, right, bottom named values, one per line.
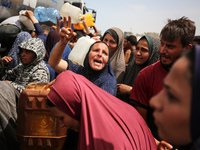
left=48, top=16, right=117, bottom=96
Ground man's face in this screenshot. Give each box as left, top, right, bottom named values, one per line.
left=159, top=38, right=186, bottom=69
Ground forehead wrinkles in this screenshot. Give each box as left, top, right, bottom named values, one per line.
left=93, top=44, right=109, bottom=52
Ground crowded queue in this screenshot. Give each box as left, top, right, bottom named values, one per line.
left=0, top=7, right=199, bottom=150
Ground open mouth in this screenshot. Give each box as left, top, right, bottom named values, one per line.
left=161, top=56, right=171, bottom=62
left=94, top=59, right=102, bottom=64
left=161, top=55, right=170, bottom=59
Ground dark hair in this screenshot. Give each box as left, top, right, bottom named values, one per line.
left=40, top=24, right=51, bottom=31
left=193, top=36, right=200, bottom=45
left=74, top=30, right=86, bottom=39
left=46, top=98, right=55, bottom=107
left=127, top=35, right=137, bottom=46
left=160, top=16, right=196, bottom=47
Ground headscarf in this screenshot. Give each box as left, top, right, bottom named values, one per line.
left=102, top=27, right=125, bottom=83
left=18, top=38, right=46, bottom=66
left=7, top=31, right=32, bottom=70
left=44, top=30, right=60, bottom=61
left=123, top=36, right=160, bottom=86
left=68, top=41, right=117, bottom=96
left=191, top=45, right=200, bottom=142
left=47, top=70, right=157, bottom=150
left=172, top=45, right=200, bottom=150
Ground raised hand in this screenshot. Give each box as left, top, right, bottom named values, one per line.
left=52, top=15, right=63, bottom=32
left=59, top=15, right=76, bottom=45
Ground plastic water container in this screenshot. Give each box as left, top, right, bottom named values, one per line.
left=73, top=13, right=95, bottom=30
left=34, top=6, right=61, bottom=24
left=19, top=10, right=35, bottom=30
left=60, top=3, right=83, bottom=24
left=68, top=36, right=96, bottom=66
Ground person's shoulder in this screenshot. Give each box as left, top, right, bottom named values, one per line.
left=140, top=61, right=161, bottom=72
left=30, top=61, right=48, bottom=70
left=136, top=61, right=162, bottom=81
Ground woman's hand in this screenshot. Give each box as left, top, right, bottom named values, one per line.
left=59, top=15, right=76, bottom=45
left=43, top=79, right=56, bottom=90
left=117, top=84, right=132, bottom=95
left=157, top=140, right=173, bottom=150
left=23, top=10, right=38, bottom=24
left=52, top=15, right=63, bottom=32
left=80, top=15, right=86, bottom=25
left=1, top=56, right=12, bottom=65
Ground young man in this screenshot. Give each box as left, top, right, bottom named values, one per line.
left=125, top=35, right=137, bottom=64
left=129, top=16, right=196, bottom=140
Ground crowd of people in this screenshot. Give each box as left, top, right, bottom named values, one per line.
left=0, top=7, right=200, bottom=150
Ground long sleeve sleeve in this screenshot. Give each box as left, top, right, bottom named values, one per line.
left=10, top=67, right=49, bottom=93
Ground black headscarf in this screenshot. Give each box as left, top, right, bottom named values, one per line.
left=68, top=41, right=117, bottom=96
left=191, top=45, right=200, bottom=141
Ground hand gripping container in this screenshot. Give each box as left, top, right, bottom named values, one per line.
left=17, top=83, right=67, bottom=150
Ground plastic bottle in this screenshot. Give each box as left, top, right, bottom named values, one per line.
left=19, top=10, right=35, bottom=30
left=68, top=36, right=96, bottom=66
left=34, top=6, right=61, bottom=24
left=73, top=13, right=95, bottom=30
left=60, top=3, right=83, bottom=24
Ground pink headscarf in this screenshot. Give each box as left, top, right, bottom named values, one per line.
left=47, top=70, right=157, bottom=150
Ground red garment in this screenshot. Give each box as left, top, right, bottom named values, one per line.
left=130, top=61, right=168, bottom=107
left=48, top=70, right=157, bottom=150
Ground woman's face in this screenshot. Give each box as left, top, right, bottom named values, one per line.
left=103, top=33, right=117, bottom=54
left=135, top=39, right=150, bottom=65
left=150, top=57, right=192, bottom=146
left=20, top=49, right=35, bottom=65
left=49, top=107, right=80, bottom=132
left=88, top=43, right=109, bottom=71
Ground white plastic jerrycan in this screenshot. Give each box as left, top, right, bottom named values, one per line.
left=19, top=10, right=35, bottom=31
left=60, top=3, right=83, bottom=24
left=68, top=36, right=96, bottom=66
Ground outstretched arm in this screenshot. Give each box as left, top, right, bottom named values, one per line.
left=48, top=16, right=76, bottom=74
left=81, top=15, right=91, bottom=35
left=92, top=25, right=98, bottom=37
